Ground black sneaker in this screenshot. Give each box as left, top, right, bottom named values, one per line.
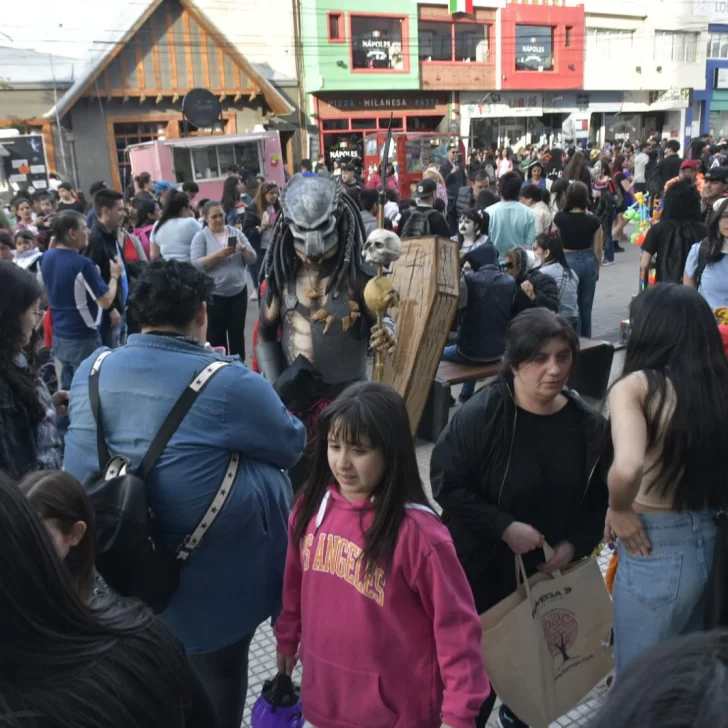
left=614, top=244, right=626, bottom=253
left=498, top=705, right=529, bottom=728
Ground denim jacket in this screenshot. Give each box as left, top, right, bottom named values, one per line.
left=63, top=334, right=307, bottom=653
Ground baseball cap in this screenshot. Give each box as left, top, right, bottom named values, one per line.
left=704, top=167, right=728, bottom=183
left=58, top=181, right=74, bottom=191
left=416, top=178, right=437, bottom=197
left=680, top=160, right=699, bottom=171
left=154, top=180, right=175, bottom=195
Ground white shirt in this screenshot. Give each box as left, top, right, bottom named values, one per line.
left=633, top=152, right=649, bottom=184
left=150, top=217, right=202, bottom=261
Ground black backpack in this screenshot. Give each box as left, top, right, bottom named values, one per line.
left=83, top=351, right=240, bottom=613
left=400, top=208, right=439, bottom=239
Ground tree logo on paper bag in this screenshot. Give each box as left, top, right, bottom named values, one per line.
left=542, top=608, right=578, bottom=666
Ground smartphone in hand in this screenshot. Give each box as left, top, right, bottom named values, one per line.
left=227, top=236, right=238, bottom=249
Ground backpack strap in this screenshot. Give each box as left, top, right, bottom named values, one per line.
left=695, top=238, right=711, bottom=288
left=88, top=354, right=232, bottom=478
left=89, top=351, right=114, bottom=469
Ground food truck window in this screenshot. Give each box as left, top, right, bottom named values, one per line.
left=179, top=141, right=263, bottom=181
left=232, top=143, right=261, bottom=175
left=192, top=147, right=220, bottom=180
left=173, top=147, right=194, bottom=183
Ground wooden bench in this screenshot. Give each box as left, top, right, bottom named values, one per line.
left=417, top=338, right=616, bottom=443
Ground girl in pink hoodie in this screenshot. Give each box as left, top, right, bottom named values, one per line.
left=275, top=382, right=491, bottom=728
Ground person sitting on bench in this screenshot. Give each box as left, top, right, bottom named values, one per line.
left=441, top=242, right=516, bottom=403
left=504, top=246, right=559, bottom=316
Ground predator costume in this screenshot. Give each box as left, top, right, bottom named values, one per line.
left=256, top=174, right=391, bottom=485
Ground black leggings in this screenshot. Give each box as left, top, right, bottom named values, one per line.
left=188, top=632, right=254, bottom=728
left=476, top=689, right=499, bottom=728
left=207, top=287, right=248, bottom=359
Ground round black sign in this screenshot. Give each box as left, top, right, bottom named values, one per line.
left=182, top=88, right=222, bottom=129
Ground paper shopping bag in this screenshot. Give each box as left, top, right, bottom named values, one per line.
left=480, top=554, right=613, bottom=728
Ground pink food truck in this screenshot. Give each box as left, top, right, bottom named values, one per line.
left=126, top=131, right=286, bottom=198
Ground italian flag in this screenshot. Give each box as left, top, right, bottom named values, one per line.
left=450, top=0, right=474, bottom=13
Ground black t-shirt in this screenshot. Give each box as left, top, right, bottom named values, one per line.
left=57, top=200, right=86, bottom=213
left=505, top=399, right=587, bottom=549
left=659, top=155, right=682, bottom=184
left=553, top=211, right=601, bottom=251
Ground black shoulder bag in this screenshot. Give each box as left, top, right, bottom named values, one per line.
left=83, top=351, right=240, bottom=613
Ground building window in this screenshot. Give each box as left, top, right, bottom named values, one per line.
left=708, top=32, right=728, bottom=59
left=113, top=122, right=168, bottom=190
left=565, top=26, right=572, bottom=47
left=328, top=13, right=344, bottom=42
left=654, top=30, right=698, bottom=63
left=585, top=28, right=634, bottom=62
left=351, top=15, right=406, bottom=71
left=419, top=20, right=490, bottom=62
left=515, top=25, right=554, bottom=71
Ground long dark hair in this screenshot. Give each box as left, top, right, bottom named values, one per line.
left=622, top=284, right=728, bottom=510
left=221, top=176, right=241, bottom=215
left=0, top=261, right=44, bottom=423
left=563, top=150, right=587, bottom=182
left=588, top=631, right=728, bottom=728
left=254, top=181, right=279, bottom=220
left=704, top=197, right=728, bottom=264
left=0, top=474, right=196, bottom=727
left=535, top=232, right=573, bottom=276
left=132, top=197, right=158, bottom=228
left=293, top=382, right=431, bottom=573
left=153, top=190, right=190, bottom=234
left=19, top=470, right=97, bottom=601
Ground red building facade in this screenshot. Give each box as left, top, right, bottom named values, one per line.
left=500, top=1, right=585, bottom=91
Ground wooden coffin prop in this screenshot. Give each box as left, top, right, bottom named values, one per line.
left=382, top=236, right=460, bottom=435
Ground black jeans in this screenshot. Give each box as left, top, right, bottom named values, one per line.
left=188, top=632, right=254, bottom=728
left=207, top=287, right=248, bottom=359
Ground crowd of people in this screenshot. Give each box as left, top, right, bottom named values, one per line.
left=1, top=134, right=728, bottom=728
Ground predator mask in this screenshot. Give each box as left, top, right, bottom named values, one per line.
left=280, top=174, right=341, bottom=261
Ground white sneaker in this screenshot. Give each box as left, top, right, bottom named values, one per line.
left=249, top=291, right=258, bottom=301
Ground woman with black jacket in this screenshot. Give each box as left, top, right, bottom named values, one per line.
left=0, top=262, right=63, bottom=481
left=0, top=472, right=217, bottom=728
left=431, top=309, right=610, bottom=728
left=503, top=246, right=560, bottom=315
left=242, top=181, right=280, bottom=299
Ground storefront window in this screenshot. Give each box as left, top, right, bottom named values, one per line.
left=351, top=16, right=406, bottom=71
left=419, top=21, right=490, bottom=62
left=515, top=25, right=553, bottom=71
left=351, top=118, right=378, bottom=130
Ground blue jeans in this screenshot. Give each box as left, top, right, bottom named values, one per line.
left=53, top=334, right=101, bottom=390
left=602, top=209, right=616, bottom=263
left=100, top=310, right=126, bottom=350
left=564, top=250, right=597, bottom=338
left=613, top=510, right=717, bottom=676
left=442, top=344, right=479, bottom=398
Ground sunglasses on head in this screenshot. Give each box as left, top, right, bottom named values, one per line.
left=503, top=261, right=515, bottom=270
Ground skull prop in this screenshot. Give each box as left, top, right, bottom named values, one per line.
left=280, top=174, right=340, bottom=261
left=363, top=229, right=402, bottom=267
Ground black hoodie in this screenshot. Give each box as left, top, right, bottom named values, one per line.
left=641, top=178, right=708, bottom=283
